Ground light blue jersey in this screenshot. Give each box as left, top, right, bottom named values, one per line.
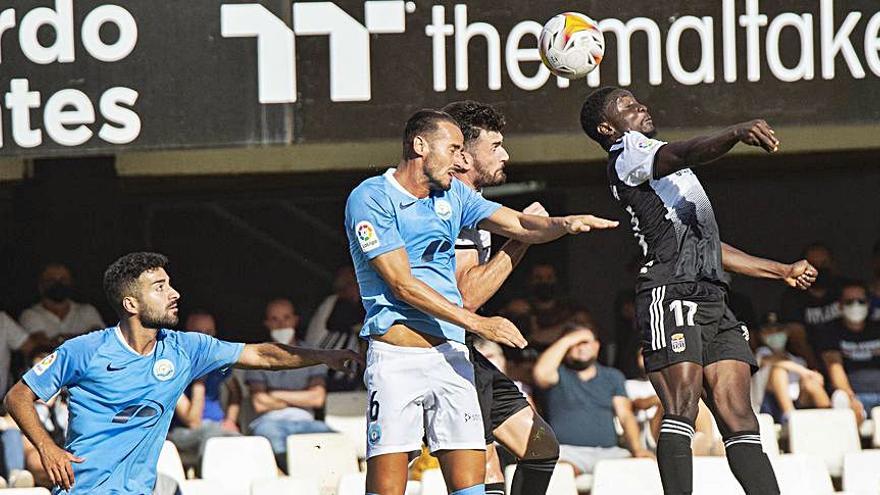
left=23, top=327, right=244, bottom=495
left=345, top=168, right=502, bottom=343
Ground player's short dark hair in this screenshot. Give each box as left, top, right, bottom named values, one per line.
left=402, top=109, right=458, bottom=159
left=441, top=100, right=506, bottom=148
left=103, top=252, right=169, bottom=316
left=580, top=87, right=623, bottom=150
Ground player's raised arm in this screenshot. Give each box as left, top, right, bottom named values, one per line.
left=477, top=205, right=617, bottom=244
left=655, top=120, right=780, bottom=178
left=720, top=242, right=817, bottom=290
left=371, top=247, right=527, bottom=348
left=236, top=343, right=362, bottom=372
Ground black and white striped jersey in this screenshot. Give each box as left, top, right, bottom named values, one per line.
left=456, top=190, right=493, bottom=265
left=607, top=131, right=728, bottom=292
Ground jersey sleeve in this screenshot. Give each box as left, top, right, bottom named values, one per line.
left=345, top=185, right=405, bottom=260
left=178, top=332, right=245, bottom=381
left=22, top=340, right=88, bottom=402
left=457, top=182, right=502, bottom=229
left=615, top=131, right=667, bottom=186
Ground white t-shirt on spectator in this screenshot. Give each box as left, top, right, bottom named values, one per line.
left=0, top=311, right=30, bottom=395
left=19, top=301, right=105, bottom=339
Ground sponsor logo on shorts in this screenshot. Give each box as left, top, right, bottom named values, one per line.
left=434, top=199, right=452, bottom=220
left=741, top=325, right=750, bottom=341
left=153, top=358, right=175, bottom=381
left=671, top=333, right=686, bottom=353
left=356, top=221, right=381, bottom=253
left=33, top=352, right=57, bottom=376
left=464, top=412, right=482, bottom=423
left=367, top=422, right=382, bottom=445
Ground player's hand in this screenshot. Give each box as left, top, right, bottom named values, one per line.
left=734, top=119, right=779, bottom=153
left=561, top=215, right=619, bottom=234
left=472, top=316, right=528, bottom=349
left=783, top=260, right=817, bottom=290
left=38, top=443, right=84, bottom=490
left=321, top=349, right=365, bottom=372
left=522, top=202, right=549, bottom=217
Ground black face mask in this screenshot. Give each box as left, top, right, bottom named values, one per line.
left=43, top=282, right=73, bottom=303
left=565, top=358, right=595, bottom=371
left=530, top=282, right=557, bottom=302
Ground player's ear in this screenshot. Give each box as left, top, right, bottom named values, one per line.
left=597, top=122, right=616, bottom=138
left=121, top=295, right=139, bottom=315
left=459, top=149, right=474, bottom=171
left=412, top=135, right=429, bottom=158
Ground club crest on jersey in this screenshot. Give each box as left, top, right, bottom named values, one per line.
left=671, top=333, right=686, bottom=353
left=356, top=221, right=381, bottom=253
left=741, top=325, right=750, bottom=341
left=367, top=422, right=382, bottom=445
left=33, top=352, right=57, bottom=376
left=637, top=138, right=660, bottom=151
left=153, top=359, right=175, bottom=381
left=434, top=199, right=452, bottom=220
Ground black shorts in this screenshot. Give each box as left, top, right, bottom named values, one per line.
left=470, top=344, right=531, bottom=444
left=635, top=282, right=758, bottom=374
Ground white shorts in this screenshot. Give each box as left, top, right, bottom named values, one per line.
left=364, top=340, right=486, bottom=459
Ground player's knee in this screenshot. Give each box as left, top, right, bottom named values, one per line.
left=665, top=390, right=701, bottom=419
left=520, top=416, right=560, bottom=461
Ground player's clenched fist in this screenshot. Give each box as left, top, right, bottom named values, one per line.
left=472, top=316, right=528, bottom=349
left=562, top=214, right=619, bottom=234
left=39, top=443, right=84, bottom=490
left=734, top=119, right=779, bottom=153
left=523, top=201, right=549, bottom=217
left=783, top=259, right=818, bottom=290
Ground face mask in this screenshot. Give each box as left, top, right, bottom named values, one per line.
left=763, top=332, right=788, bottom=352
left=565, top=357, right=595, bottom=371
left=43, top=282, right=72, bottom=303
left=842, top=302, right=868, bottom=324
left=270, top=327, right=295, bottom=344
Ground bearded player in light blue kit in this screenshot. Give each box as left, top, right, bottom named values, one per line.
left=4, top=252, right=360, bottom=494
left=345, top=109, right=618, bottom=495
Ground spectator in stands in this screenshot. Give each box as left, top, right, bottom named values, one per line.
left=167, top=310, right=242, bottom=471
left=818, top=280, right=880, bottom=423
left=869, top=239, right=880, bottom=322
left=751, top=312, right=830, bottom=424
left=305, top=266, right=365, bottom=391
left=246, top=298, right=332, bottom=469
left=0, top=312, right=46, bottom=399
left=533, top=324, right=651, bottom=474
left=19, top=263, right=104, bottom=343
left=779, top=243, right=842, bottom=368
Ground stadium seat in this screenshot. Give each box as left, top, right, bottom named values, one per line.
left=757, top=413, right=780, bottom=456
left=787, top=409, right=861, bottom=476
left=202, top=436, right=278, bottom=494
left=286, top=433, right=360, bottom=494
left=503, top=462, right=586, bottom=495
left=842, top=449, right=880, bottom=494
left=325, top=391, right=368, bottom=459
left=157, top=440, right=186, bottom=484
left=770, top=454, right=834, bottom=495
left=420, top=468, right=447, bottom=495
left=692, top=457, right=744, bottom=495
left=591, top=458, right=662, bottom=495
left=336, top=472, right=420, bottom=495
left=1, top=490, right=51, bottom=494
left=179, top=479, right=235, bottom=495
left=250, top=476, right=320, bottom=495
left=873, top=407, right=880, bottom=448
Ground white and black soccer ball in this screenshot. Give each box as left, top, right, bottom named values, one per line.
left=539, top=12, right=605, bottom=80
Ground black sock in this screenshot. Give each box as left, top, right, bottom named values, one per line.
left=510, top=457, right=556, bottom=495
left=485, top=482, right=505, bottom=495
left=724, top=431, right=780, bottom=495
left=657, top=415, right=695, bottom=495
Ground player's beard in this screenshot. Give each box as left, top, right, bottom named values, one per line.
left=474, top=164, right=506, bottom=189
left=424, top=156, right=453, bottom=191
left=139, top=304, right=179, bottom=329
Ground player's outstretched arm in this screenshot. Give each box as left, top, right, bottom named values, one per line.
left=371, top=248, right=527, bottom=348
left=479, top=205, right=618, bottom=244
left=654, top=120, right=780, bottom=179
left=4, top=381, right=84, bottom=490
left=236, top=343, right=362, bottom=372
left=720, top=242, right=817, bottom=290
left=455, top=202, right=546, bottom=311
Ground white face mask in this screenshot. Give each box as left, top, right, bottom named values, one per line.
left=764, top=332, right=788, bottom=352
left=270, top=327, right=295, bottom=344
left=842, top=302, right=869, bottom=324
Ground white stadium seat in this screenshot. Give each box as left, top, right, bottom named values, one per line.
left=325, top=391, right=368, bottom=459
left=178, top=479, right=228, bottom=495
left=757, top=413, right=780, bottom=457
left=202, top=436, right=278, bottom=494
left=157, top=440, right=186, bottom=484
left=787, top=409, right=861, bottom=476
left=503, top=463, right=577, bottom=495
left=336, top=472, right=419, bottom=495
left=1, top=489, right=51, bottom=495
left=589, top=458, right=663, bottom=495
left=842, top=449, right=880, bottom=494
left=873, top=407, right=880, bottom=448
left=693, top=457, right=744, bottom=495
left=770, top=454, right=835, bottom=495
left=419, top=468, right=447, bottom=495
left=287, top=433, right=360, bottom=494
left=250, top=476, right=320, bottom=495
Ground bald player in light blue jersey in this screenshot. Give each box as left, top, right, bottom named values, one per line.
left=4, top=252, right=361, bottom=494
left=345, top=109, right=618, bottom=495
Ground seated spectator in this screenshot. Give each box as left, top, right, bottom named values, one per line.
left=167, top=310, right=242, bottom=472
left=305, top=267, right=365, bottom=391
left=0, top=311, right=47, bottom=403
left=870, top=239, right=880, bottom=322
left=751, top=312, right=830, bottom=423
left=533, top=324, right=651, bottom=475
left=246, top=298, right=331, bottom=469
left=19, top=263, right=104, bottom=343
left=818, top=280, right=880, bottom=424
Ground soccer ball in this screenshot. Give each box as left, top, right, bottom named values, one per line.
left=539, top=12, right=605, bottom=79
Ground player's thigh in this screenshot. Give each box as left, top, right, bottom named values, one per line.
left=425, top=342, right=485, bottom=456
left=471, top=347, right=501, bottom=445
left=703, top=361, right=758, bottom=433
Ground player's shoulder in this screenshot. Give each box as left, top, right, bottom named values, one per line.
left=620, top=130, right=665, bottom=151
left=347, top=173, right=392, bottom=207
left=59, top=327, right=114, bottom=356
